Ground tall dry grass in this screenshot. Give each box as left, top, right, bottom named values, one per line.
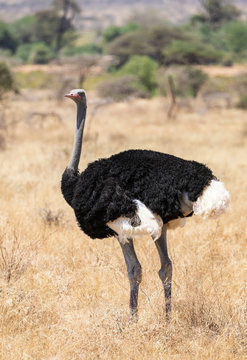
left=0, top=92, right=246, bottom=359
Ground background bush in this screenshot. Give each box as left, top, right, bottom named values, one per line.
left=0, top=62, right=15, bottom=98
left=162, top=39, right=222, bottom=65
left=117, top=55, right=158, bottom=94
left=236, top=95, right=247, bottom=109
left=97, top=75, right=147, bottom=100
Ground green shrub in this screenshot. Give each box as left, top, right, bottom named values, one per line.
left=0, top=62, right=15, bottom=98
left=9, top=15, right=36, bottom=44
left=118, top=55, right=158, bottom=93
left=163, top=39, right=222, bottom=65
left=102, top=23, right=139, bottom=43
left=15, top=44, right=33, bottom=63
left=15, top=42, right=55, bottom=64
left=28, top=43, right=55, bottom=64
left=107, top=24, right=184, bottom=66
left=0, top=20, right=17, bottom=53
left=185, top=67, right=209, bottom=96
left=222, top=21, right=247, bottom=53
left=103, top=25, right=124, bottom=43
left=159, top=66, right=209, bottom=97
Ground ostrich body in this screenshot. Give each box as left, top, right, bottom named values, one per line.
left=61, top=89, right=230, bottom=319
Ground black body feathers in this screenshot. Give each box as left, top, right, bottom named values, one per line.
left=61, top=149, right=213, bottom=239
left=61, top=168, right=79, bottom=206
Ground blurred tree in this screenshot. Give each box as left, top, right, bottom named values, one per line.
left=31, top=1, right=79, bottom=54
left=29, top=43, right=55, bottom=64
left=103, top=25, right=125, bottom=43
left=10, top=16, right=36, bottom=45
left=199, top=0, right=240, bottom=27
left=11, top=0, right=80, bottom=61
left=0, top=62, right=15, bottom=99
left=108, top=25, right=184, bottom=66
left=0, top=21, right=17, bottom=53
left=102, top=23, right=139, bottom=43
left=52, top=0, right=80, bottom=52
left=108, top=31, right=153, bottom=66
left=33, top=10, right=61, bottom=46
left=223, top=21, right=247, bottom=53
left=162, top=39, right=222, bottom=65
left=15, top=43, right=33, bottom=63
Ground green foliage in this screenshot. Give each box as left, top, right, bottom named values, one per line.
left=15, top=44, right=34, bottom=63
left=9, top=2, right=78, bottom=55
left=0, top=62, right=15, bottom=98
left=118, top=55, right=158, bottom=93
left=28, top=43, right=55, bottom=64
left=0, top=1, right=78, bottom=63
left=10, top=16, right=36, bottom=44
left=162, top=39, right=222, bottom=65
left=222, top=21, right=247, bottom=53
left=102, top=23, right=139, bottom=43
left=200, top=0, right=240, bottom=26
left=107, top=31, right=152, bottom=66
left=0, top=0, right=246, bottom=68
left=51, top=0, right=80, bottom=52
left=62, top=42, right=102, bottom=56
left=34, top=10, right=63, bottom=46
left=184, top=67, right=209, bottom=96
left=0, top=20, right=17, bottom=53
left=108, top=24, right=184, bottom=66
left=103, top=25, right=125, bottom=43
left=15, top=43, right=55, bottom=64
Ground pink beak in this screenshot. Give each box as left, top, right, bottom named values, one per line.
left=65, top=93, right=80, bottom=100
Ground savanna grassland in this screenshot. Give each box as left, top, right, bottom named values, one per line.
left=0, top=90, right=246, bottom=359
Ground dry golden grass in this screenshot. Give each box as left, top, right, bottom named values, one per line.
left=0, top=92, right=247, bottom=359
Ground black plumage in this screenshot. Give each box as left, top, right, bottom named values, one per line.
left=62, top=149, right=214, bottom=239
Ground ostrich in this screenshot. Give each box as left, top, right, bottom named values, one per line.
left=61, top=89, right=230, bottom=320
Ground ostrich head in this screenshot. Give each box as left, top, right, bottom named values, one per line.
left=65, top=89, right=87, bottom=105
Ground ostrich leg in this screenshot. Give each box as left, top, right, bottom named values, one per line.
left=118, top=238, right=142, bottom=318
left=155, top=227, right=172, bottom=321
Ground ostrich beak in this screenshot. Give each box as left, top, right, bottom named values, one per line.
left=65, top=93, right=80, bottom=100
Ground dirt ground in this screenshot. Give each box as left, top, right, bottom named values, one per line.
left=14, top=63, right=247, bottom=77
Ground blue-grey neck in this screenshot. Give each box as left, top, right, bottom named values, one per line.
left=67, top=102, right=87, bottom=171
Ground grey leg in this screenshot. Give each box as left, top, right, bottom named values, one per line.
left=118, top=238, right=142, bottom=318
left=154, top=227, right=172, bottom=321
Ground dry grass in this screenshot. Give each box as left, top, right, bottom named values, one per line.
left=0, top=91, right=247, bottom=359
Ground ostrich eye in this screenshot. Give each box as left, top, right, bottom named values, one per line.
left=78, top=91, right=84, bottom=97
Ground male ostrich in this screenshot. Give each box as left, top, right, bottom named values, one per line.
left=61, top=89, right=230, bottom=320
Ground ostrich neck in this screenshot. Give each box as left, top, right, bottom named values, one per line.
left=67, top=103, right=87, bottom=171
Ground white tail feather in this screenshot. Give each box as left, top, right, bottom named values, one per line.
left=193, top=179, right=230, bottom=219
